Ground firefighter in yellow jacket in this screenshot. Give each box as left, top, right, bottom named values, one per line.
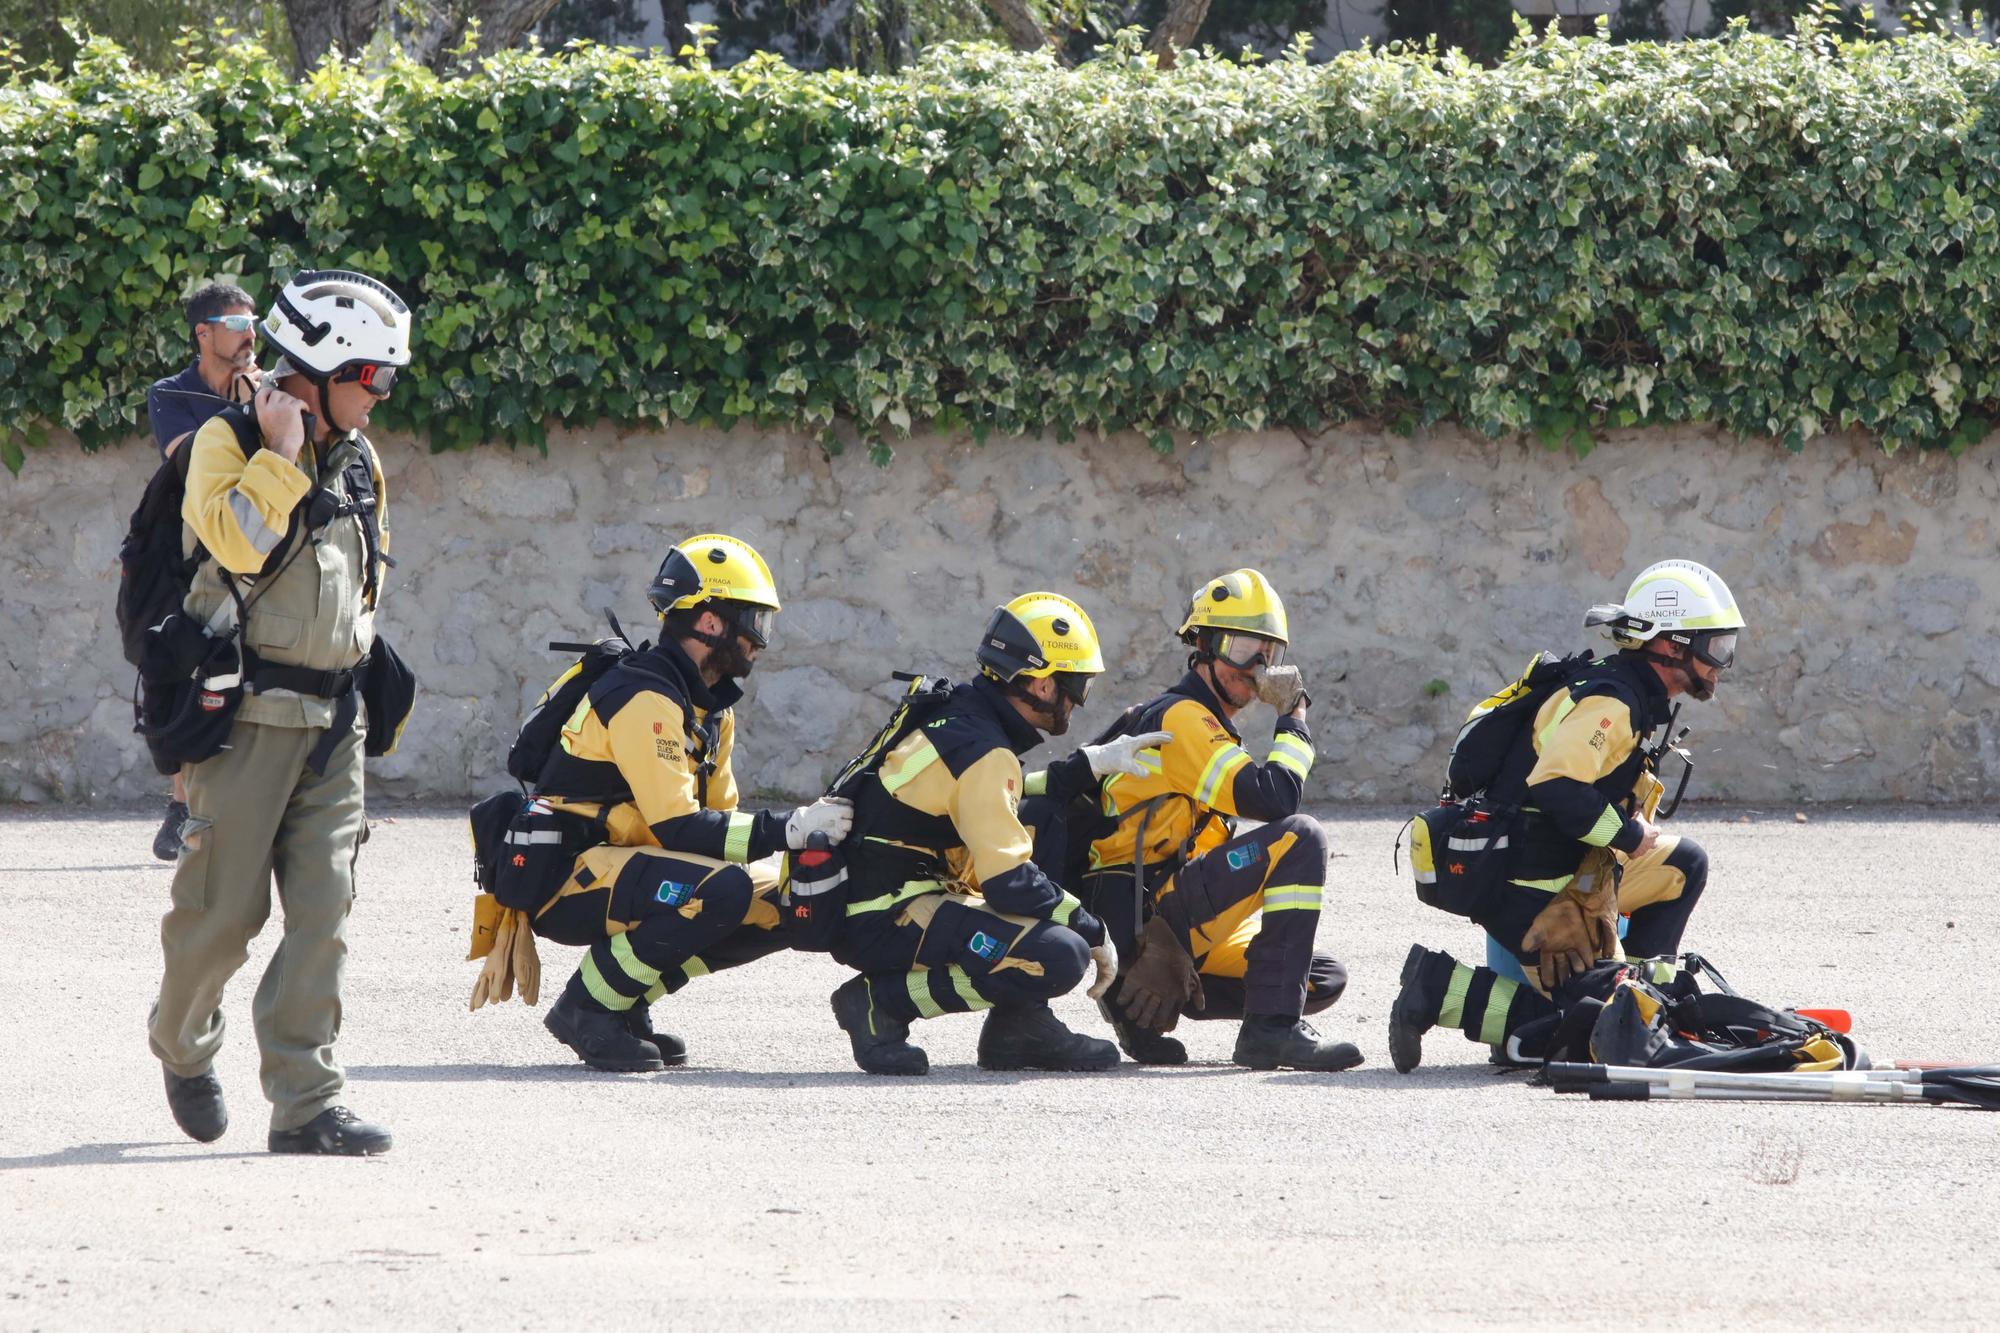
left=1389, top=559, right=1738, bottom=1070
left=1050, top=570, right=1361, bottom=1071
left=484, top=535, right=853, bottom=1072
left=826, top=593, right=1147, bottom=1075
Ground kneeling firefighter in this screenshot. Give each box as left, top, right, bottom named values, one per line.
left=470, top=534, right=852, bottom=1071
left=1389, top=558, right=1740, bottom=1071
left=826, top=593, right=1133, bottom=1075
left=1047, top=570, right=1360, bottom=1071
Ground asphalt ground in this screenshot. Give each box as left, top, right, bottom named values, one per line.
left=2, top=803, right=1996, bottom=1332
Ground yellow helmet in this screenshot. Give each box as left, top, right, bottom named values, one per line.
left=1179, top=568, right=1289, bottom=669
left=977, top=591, right=1105, bottom=694
left=647, top=533, right=781, bottom=645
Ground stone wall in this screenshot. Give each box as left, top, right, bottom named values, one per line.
left=6, top=424, right=1998, bottom=805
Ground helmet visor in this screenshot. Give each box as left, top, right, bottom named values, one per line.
left=1210, top=631, right=1285, bottom=670
left=1055, top=671, right=1092, bottom=706
left=1691, top=630, right=1737, bottom=670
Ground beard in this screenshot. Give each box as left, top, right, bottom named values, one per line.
left=1039, top=694, right=1074, bottom=737
left=710, top=633, right=757, bottom=681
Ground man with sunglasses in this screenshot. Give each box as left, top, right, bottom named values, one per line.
left=523, top=534, right=855, bottom=1073
left=150, top=269, right=412, bottom=1155
left=144, top=283, right=268, bottom=860
left=827, top=592, right=1135, bottom=1076
left=1389, top=559, right=1738, bottom=1072
left=1065, top=569, right=1362, bottom=1072
left=146, top=282, right=264, bottom=461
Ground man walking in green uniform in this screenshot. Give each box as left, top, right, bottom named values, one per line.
left=148, top=269, right=415, bottom=1155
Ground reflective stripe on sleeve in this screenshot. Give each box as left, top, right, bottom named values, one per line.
left=228, top=490, right=286, bottom=555
left=1268, top=732, right=1314, bottom=779
left=1580, top=805, right=1625, bottom=847
left=723, top=811, right=754, bottom=862
left=1195, top=744, right=1252, bottom=806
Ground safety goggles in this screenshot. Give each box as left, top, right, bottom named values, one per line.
left=1209, top=631, right=1285, bottom=670
left=334, top=362, right=398, bottom=399
left=203, top=314, right=259, bottom=334
left=1054, top=672, right=1092, bottom=706
left=1687, top=630, right=1737, bottom=670
left=726, top=603, right=774, bottom=649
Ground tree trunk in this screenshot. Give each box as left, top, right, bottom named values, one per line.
left=981, top=0, right=1057, bottom=54
left=405, top=0, right=566, bottom=68
left=1144, top=0, right=1214, bottom=68
left=282, top=0, right=383, bottom=74
left=658, top=0, right=693, bottom=58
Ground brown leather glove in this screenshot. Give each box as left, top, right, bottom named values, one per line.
left=1116, top=914, right=1204, bottom=1032
left=1521, top=851, right=1620, bottom=992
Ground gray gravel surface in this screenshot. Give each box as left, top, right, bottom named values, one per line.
left=2, top=804, right=1996, bottom=1331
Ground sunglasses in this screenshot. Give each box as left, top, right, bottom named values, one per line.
left=334, top=362, right=398, bottom=399
left=202, top=314, right=259, bottom=333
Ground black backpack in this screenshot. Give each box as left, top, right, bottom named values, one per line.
left=1443, top=650, right=1597, bottom=800
left=114, top=409, right=261, bottom=668
left=506, top=614, right=644, bottom=787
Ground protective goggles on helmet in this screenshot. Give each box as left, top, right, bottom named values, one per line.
left=1206, top=631, right=1285, bottom=670
left=1054, top=672, right=1092, bottom=706
left=202, top=314, right=259, bottom=333
left=334, top=362, right=398, bottom=398
left=722, top=601, right=774, bottom=649
left=1687, top=630, right=1737, bottom=670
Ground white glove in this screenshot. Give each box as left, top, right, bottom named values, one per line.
left=784, top=797, right=854, bottom=850
left=1253, top=664, right=1309, bottom=713
left=1087, top=942, right=1119, bottom=1001
left=1080, top=729, right=1173, bottom=780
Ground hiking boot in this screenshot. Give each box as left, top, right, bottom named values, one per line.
left=1098, top=998, right=1188, bottom=1066
left=976, top=1003, right=1119, bottom=1072
left=1389, top=943, right=1435, bottom=1075
left=544, top=992, right=665, bottom=1072
left=153, top=799, right=189, bottom=862
left=624, top=1004, right=687, bottom=1066
left=163, top=1067, right=227, bottom=1144
left=268, top=1106, right=392, bottom=1156
left=1233, top=1015, right=1364, bottom=1072
left=830, top=977, right=928, bottom=1075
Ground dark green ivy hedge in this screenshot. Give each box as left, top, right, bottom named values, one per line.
left=5, top=28, right=2000, bottom=471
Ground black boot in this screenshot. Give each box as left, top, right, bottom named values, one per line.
left=1098, top=998, right=1188, bottom=1065
left=268, top=1106, right=392, bottom=1156
left=624, top=1004, right=688, bottom=1066
left=153, top=799, right=189, bottom=862
left=977, top=1003, right=1119, bottom=1072
left=830, top=977, right=928, bottom=1075
left=163, top=1067, right=227, bottom=1143
left=545, top=992, right=666, bottom=1072
left=1233, top=1015, right=1364, bottom=1071
left=1389, top=943, right=1436, bottom=1075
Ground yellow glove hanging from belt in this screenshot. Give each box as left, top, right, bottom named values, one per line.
left=468, top=898, right=542, bottom=1010
left=1521, top=848, right=1620, bottom=994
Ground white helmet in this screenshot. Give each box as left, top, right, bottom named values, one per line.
left=262, top=269, right=412, bottom=382
left=1585, top=559, right=1744, bottom=670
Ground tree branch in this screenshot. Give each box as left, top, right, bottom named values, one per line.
left=1145, top=0, right=1214, bottom=68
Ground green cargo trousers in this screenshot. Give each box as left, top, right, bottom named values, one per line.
left=149, top=719, right=366, bottom=1132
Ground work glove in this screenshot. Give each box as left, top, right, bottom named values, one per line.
left=510, top=906, right=541, bottom=1006
left=1253, top=664, right=1310, bottom=713
left=470, top=907, right=524, bottom=1010
left=784, top=796, right=854, bottom=850
left=1087, top=942, right=1119, bottom=1001
left=1116, top=914, right=1205, bottom=1032
left=1079, top=729, right=1174, bottom=780
left=1521, top=851, right=1620, bottom=993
